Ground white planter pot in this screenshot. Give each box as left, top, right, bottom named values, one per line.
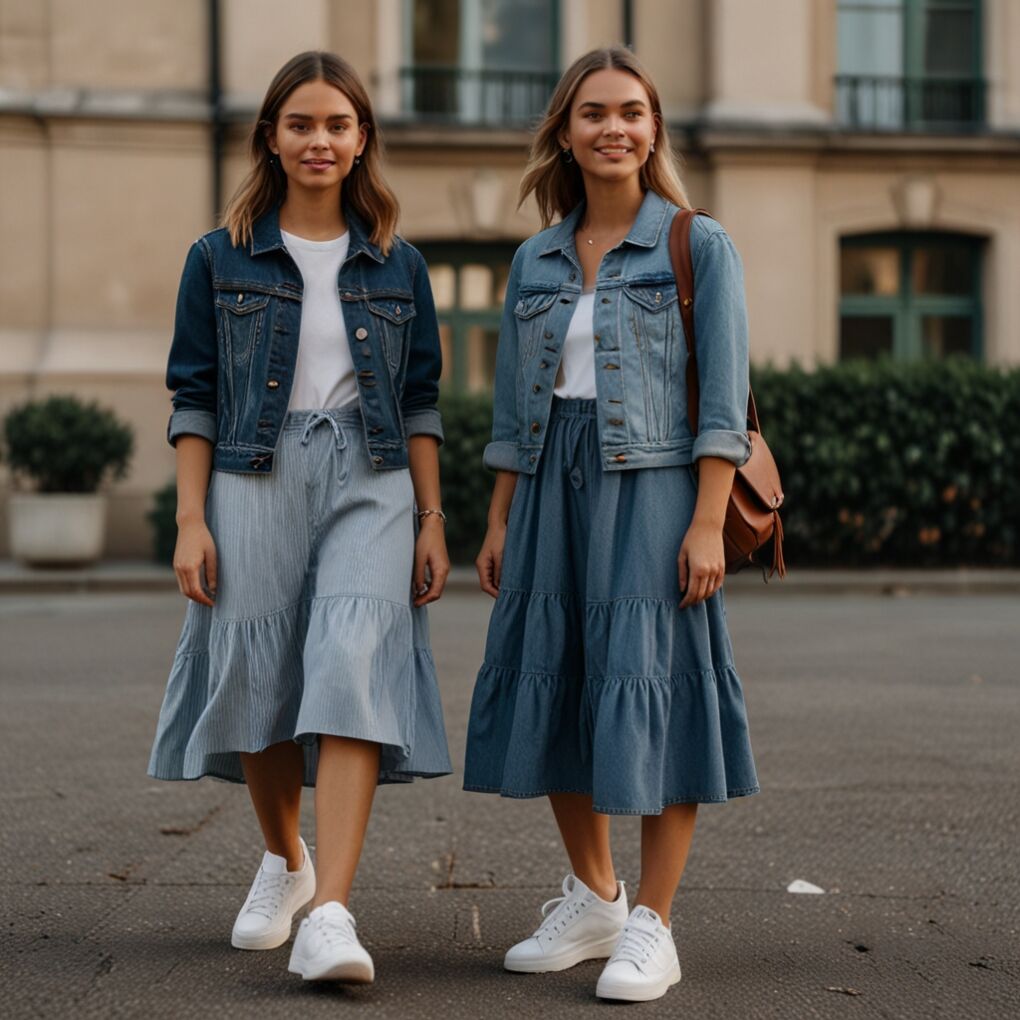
left=8, top=493, right=107, bottom=566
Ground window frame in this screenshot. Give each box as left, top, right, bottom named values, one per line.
left=839, top=232, right=984, bottom=361
left=835, top=0, right=985, bottom=131
left=418, top=241, right=518, bottom=392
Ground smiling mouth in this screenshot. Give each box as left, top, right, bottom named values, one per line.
left=302, top=159, right=335, bottom=167
left=595, top=147, right=633, bottom=155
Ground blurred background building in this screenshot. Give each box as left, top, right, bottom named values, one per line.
left=2, top=0, right=1019, bottom=557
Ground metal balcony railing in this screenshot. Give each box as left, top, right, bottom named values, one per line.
left=834, top=75, right=986, bottom=132
left=397, top=66, right=558, bottom=126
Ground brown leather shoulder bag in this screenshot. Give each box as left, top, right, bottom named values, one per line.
left=669, top=208, right=787, bottom=581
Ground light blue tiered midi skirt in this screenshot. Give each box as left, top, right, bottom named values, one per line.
left=464, top=398, right=758, bottom=814
left=148, top=408, right=452, bottom=787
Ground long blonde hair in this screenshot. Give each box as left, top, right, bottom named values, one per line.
left=520, top=47, right=690, bottom=228
left=224, top=51, right=399, bottom=254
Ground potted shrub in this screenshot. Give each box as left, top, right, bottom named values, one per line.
left=2, top=394, right=134, bottom=566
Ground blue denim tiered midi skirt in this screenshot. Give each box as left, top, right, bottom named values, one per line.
left=148, top=408, right=452, bottom=787
left=464, top=399, right=758, bottom=814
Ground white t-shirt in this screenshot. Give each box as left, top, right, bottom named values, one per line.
left=282, top=229, right=358, bottom=411
left=554, top=291, right=597, bottom=399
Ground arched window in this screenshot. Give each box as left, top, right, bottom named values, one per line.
left=839, top=232, right=984, bottom=359
left=419, top=243, right=517, bottom=391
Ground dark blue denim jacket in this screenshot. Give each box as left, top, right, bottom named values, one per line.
left=486, top=189, right=751, bottom=474
left=166, top=205, right=443, bottom=473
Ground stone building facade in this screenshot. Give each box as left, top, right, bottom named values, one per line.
left=2, top=0, right=1018, bottom=556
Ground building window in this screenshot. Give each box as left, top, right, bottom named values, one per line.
left=420, top=243, right=516, bottom=392
left=839, top=233, right=983, bottom=360
left=835, top=0, right=984, bottom=131
left=402, top=0, right=559, bottom=125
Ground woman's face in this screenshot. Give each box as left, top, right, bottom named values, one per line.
left=560, top=68, right=657, bottom=186
left=267, top=79, right=367, bottom=193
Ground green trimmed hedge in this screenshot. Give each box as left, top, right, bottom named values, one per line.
left=750, top=358, right=1019, bottom=566
left=439, top=359, right=1020, bottom=567
left=149, top=360, right=1020, bottom=567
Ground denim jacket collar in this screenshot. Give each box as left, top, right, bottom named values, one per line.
left=249, top=203, right=384, bottom=263
left=538, top=189, right=673, bottom=259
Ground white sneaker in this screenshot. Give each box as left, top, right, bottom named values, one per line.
left=595, top=905, right=682, bottom=1002
left=230, top=837, right=315, bottom=950
left=503, top=874, right=628, bottom=973
left=288, top=901, right=375, bottom=983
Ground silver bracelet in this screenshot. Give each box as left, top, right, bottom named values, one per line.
left=416, top=508, right=447, bottom=524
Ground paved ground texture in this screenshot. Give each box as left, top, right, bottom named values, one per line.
left=1, top=587, right=1018, bottom=1019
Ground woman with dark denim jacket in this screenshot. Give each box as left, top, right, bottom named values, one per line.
left=465, top=47, right=759, bottom=1003
left=148, top=51, right=452, bottom=985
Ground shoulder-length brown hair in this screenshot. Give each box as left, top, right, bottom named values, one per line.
left=224, top=51, right=399, bottom=254
left=520, top=47, right=690, bottom=228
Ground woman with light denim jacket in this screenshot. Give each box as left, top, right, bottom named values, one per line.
left=147, top=52, right=452, bottom=985
left=465, top=47, right=758, bottom=1004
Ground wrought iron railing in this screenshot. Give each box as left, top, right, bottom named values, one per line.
left=834, top=75, right=986, bottom=132
left=397, top=66, right=558, bottom=126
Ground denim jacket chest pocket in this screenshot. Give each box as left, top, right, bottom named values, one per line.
left=513, top=289, right=560, bottom=362
left=619, top=281, right=684, bottom=443
left=361, top=292, right=416, bottom=374
left=214, top=287, right=274, bottom=444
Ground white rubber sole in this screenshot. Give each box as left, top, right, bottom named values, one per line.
left=231, top=922, right=294, bottom=951
left=288, top=955, right=375, bottom=983
left=503, top=934, right=621, bottom=974
left=596, top=960, right=682, bottom=1002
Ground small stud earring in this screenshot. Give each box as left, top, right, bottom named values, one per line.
left=354, top=155, right=362, bottom=166
left=650, top=142, right=656, bottom=154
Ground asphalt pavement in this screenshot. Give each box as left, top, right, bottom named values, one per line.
left=1, top=586, right=1018, bottom=1019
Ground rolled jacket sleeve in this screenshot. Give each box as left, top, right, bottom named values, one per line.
left=400, top=247, right=444, bottom=445
left=690, top=228, right=752, bottom=467
left=166, top=238, right=218, bottom=447
left=483, top=247, right=524, bottom=472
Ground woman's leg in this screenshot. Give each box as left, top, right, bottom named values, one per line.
left=634, top=803, right=698, bottom=919
left=311, top=734, right=381, bottom=908
left=548, top=792, right=619, bottom=901
left=239, top=740, right=306, bottom=870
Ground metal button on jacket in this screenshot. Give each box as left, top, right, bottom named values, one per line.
left=266, top=379, right=279, bottom=389
left=355, top=327, right=368, bottom=340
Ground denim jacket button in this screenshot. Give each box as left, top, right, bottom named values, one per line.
left=532, top=384, right=541, bottom=393
left=236, top=293, right=243, bottom=303
left=601, top=297, right=610, bottom=304
left=372, top=455, right=383, bottom=465
left=530, top=422, right=541, bottom=434
left=609, top=418, right=624, bottom=426
left=539, top=361, right=548, bottom=369
left=355, top=327, right=368, bottom=339
left=613, top=454, right=627, bottom=463
left=266, top=379, right=279, bottom=389
left=544, top=331, right=553, bottom=339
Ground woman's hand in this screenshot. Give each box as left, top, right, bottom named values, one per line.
left=678, top=520, right=725, bottom=609
left=475, top=523, right=507, bottom=598
left=413, top=516, right=450, bottom=607
left=173, top=516, right=218, bottom=607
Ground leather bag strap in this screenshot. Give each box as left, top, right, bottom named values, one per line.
left=669, top=208, right=759, bottom=434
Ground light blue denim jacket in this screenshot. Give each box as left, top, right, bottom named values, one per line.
left=485, top=189, right=752, bottom=474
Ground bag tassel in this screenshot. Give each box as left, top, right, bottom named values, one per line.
left=770, top=511, right=786, bottom=580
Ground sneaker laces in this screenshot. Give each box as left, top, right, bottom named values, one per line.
left=311, top=909, right=358, bottom=951
left=611, top=922, right=661, bottom=968
left=535, top=885, right=588, bottom=939
left=244, top=870, right=291, bottom=920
